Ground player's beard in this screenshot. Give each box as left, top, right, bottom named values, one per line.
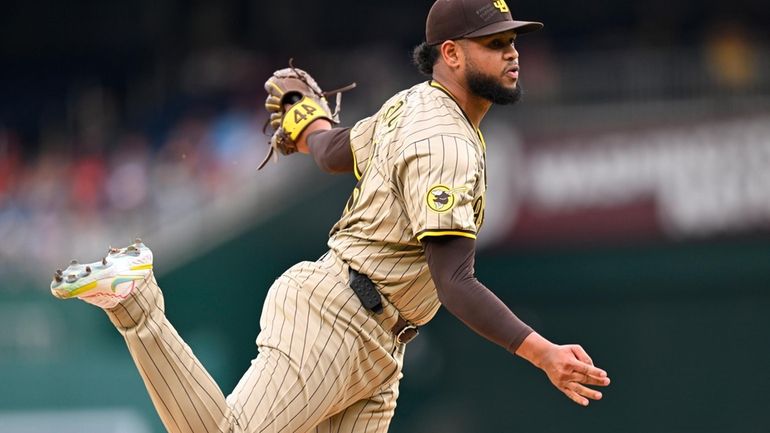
left=465, top=66, right=522, bottom=105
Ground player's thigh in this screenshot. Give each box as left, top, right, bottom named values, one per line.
left=226, top=276, right=359, bottom=433
left=227, top=345, right=349, bottom=433
left=314, top=380, right=400, bottom=433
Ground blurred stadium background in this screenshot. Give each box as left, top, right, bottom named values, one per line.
left=2, top=0, right=770, bottom=432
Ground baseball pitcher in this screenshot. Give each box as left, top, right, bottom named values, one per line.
left=51, top=1, right=610, bottom=432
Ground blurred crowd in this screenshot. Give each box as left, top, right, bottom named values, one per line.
left=1, top=0, right=769, bottom=283
left=0, top=92, right=269, bottom=279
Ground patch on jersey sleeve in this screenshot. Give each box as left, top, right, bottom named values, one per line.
left=426, top=185, right=468, bottom=213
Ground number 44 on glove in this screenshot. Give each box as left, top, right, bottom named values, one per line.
left=259, top=60, right=356, bottom=170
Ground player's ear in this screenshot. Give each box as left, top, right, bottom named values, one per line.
left=439, top=40, right=462, bottom=69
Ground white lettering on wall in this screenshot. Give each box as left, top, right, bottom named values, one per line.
left=526, top=116, right=770, bottom=237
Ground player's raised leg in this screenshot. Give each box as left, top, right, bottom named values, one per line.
left=50, top=241, right=405, bottom=433
left=51, top=240, right=237, bottom=433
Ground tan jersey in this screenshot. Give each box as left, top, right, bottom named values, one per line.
left=328, top=81, right=487, bottom=326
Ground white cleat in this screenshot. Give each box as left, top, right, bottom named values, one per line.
left=50, top=238, right=153, bottom=309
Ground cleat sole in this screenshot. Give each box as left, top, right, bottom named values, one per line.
left=50, top=239, right=152, bottom=308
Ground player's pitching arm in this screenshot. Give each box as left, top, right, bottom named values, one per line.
left=423, top=235, right=611, bottom=407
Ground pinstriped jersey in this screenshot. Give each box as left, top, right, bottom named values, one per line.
left=328, top=81, right=487, bottom=325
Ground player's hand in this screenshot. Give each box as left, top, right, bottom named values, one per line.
left=516, top=332, right=610, bottom=406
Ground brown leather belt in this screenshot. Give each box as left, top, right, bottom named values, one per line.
left=349, top=268, right=419, bottom=345
left=391, top=316, right=419, bottom=345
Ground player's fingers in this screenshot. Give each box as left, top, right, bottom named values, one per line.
left=265, top=95, right=283, bottom=110
left=567, top=381, right=603, bottom=401
left=570, top=344, right=593, bottom=365
left=270, top=113, right=282, bottom=129
left=570, top=359, right=608, bottom=380
left=561, top=387, right=589, bottom=407
left=568, top=371, right=611, bottom=386
left=264, top=79, right=284, bottom=95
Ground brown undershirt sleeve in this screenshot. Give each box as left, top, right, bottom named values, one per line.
left=423, top=236, right=534, bottom=354
left=306, top=127, right=354, bottom=174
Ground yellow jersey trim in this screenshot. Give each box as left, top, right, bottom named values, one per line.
left=429, top=80, right=452, bottom=96
left=351, top=130, right=362, bottom=180
left=476, top=128, right=487, bottom=151
left=416, top=230, right=477, bottom=241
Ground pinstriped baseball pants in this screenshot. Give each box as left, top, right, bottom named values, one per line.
left=106, top=251, right=405, bottom=433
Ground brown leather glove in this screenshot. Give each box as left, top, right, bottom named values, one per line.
left=259, top=60, right=355, bottom=169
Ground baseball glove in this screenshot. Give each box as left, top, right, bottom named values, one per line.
left=259, top=60, right=356, bottom=170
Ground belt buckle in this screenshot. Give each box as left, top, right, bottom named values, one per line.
left=396, top=325, right=419, bottom=345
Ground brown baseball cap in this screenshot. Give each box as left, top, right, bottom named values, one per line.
left=426, top=0, right=543, bottom=45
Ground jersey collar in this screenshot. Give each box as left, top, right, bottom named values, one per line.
left=428, top=80, right=487, bottom=151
